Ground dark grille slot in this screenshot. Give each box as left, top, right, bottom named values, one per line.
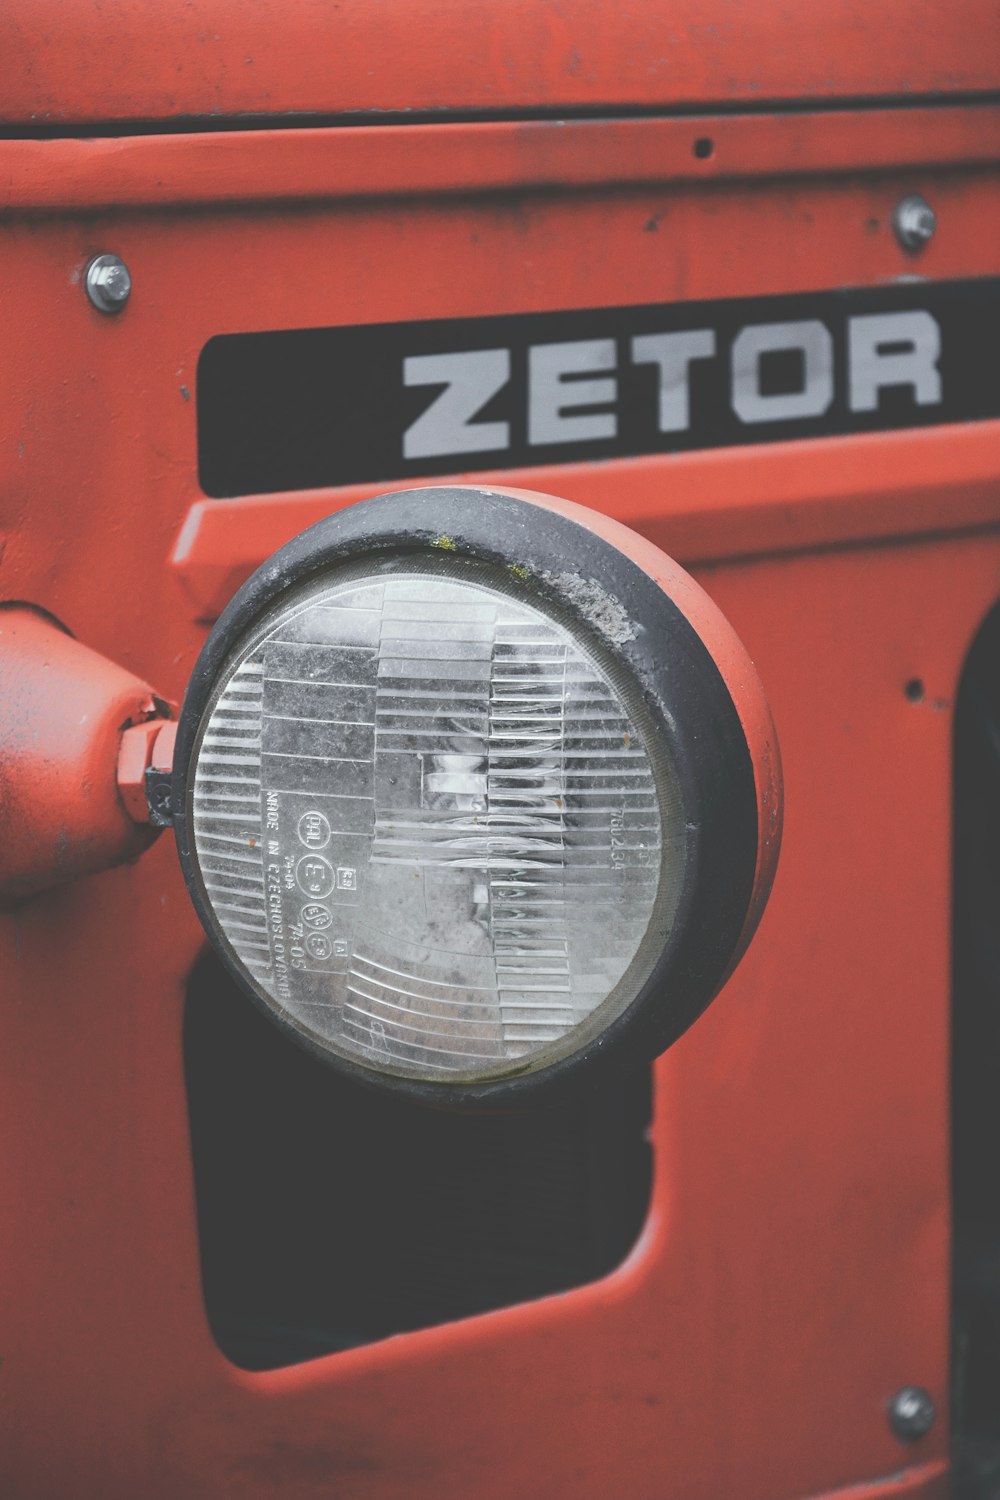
left=953, top=600, right=1000, bottom=1497
left=184, top=950, right=653, bottom=1371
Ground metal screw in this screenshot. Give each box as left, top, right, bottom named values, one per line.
left=145, top=769, right=174, bottom=828
left=888, top=1385, right=936, bottom=1442
left=84, top=253, right=132, bottom=314
left=893, top=195, right=936, bottom=252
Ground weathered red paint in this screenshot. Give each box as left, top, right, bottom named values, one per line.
left=1, top=3, right=997, bottom=1495
left=0, top=607, right=164, bottom=902
left=1, top=0, right=997, bottom=124
left=4, top=105, right=1000, bottom=215
left=171, top=420, right=1000, bottom=621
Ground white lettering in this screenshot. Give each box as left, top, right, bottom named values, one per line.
left=848, top=311, right=942, bottom=412
left=402, top=349, right=510, bottom=460
left=732, top=319, right=834, bottom=424
left=397, top=306, right=947, bottom=463
left=528, top=338, right=617, bottom=446
left=630, top=329, right=716, bottom=432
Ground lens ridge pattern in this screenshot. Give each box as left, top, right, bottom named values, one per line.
left=191, top=567, right=676, bottom=1083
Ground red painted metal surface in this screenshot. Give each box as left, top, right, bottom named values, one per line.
left=4, top=105, right=1000, bottom=214
left=1, top=0, right=998, bottom=125
left=0, top=607, right=164, bottom=901
left=172, top=421, right=1000, bottom=620
left=1, top=42, right=998, bottom=1500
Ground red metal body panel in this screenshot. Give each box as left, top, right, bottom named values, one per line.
left=1, top=26, right=998, bottom=1498
left=6, top=106, right=1000, bottom=213
left=0, top=608, right=162, bottom=899
left=1, top=0, right=997, bottom=124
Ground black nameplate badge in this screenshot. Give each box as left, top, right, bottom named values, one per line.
left=197, top=279, right=1000, bottom=499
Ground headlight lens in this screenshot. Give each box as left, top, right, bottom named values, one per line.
left=190, top=559, right=683, bottom=1084
left=174, top=484, right=781, bottom=1105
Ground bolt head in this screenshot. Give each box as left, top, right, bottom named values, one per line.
left=85, top=253, right=132, bottom=314
left=893, top=195, right=936, bottom=252
left=888, top=1385, right=936, bottom=1442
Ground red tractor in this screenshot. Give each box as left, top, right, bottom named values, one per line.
left=2, top=3, right=999, bottom=1496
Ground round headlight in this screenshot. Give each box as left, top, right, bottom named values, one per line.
left=173, top=487, right=780, bottom=1105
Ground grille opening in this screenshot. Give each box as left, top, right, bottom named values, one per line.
left=953, top=599, right=1000, bottom=1497
left=184, top=950, right=654, bottom=1371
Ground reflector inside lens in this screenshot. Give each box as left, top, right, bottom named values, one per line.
left=190, top=562, right=684, bottom=1083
